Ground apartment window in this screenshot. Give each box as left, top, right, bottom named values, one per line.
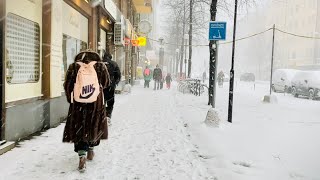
left=6, top=13, right=40, bottom=84
left=292, top=52, right=296, bottom=59
left=309, top=0, right=312, bottom=8
left=309, top=16, right=313, bottom=24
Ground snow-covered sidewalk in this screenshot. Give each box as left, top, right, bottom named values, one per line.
left=174, top=81, right=320, bottom=180
left=1, top=81, right=319, bottom=180
left=0, top=85, right=213, bottom=180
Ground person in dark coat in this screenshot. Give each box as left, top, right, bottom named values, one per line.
left=202, top=71, right=206, bottom=83
left=63, top=50, right=109, bottom=172
left=102, top=52, right=121, bottom=125
left=153, top=64, right=162, bottom=90
left=165, top=73, right=172, bottom=89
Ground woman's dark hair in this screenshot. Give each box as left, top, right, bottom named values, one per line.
left=75, top=51, right=101, bottom=63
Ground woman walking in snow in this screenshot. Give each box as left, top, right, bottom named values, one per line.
left=103, top=52, right=121, bottom=125
left=63, top=50, right=109, bottom=172
left=143, top=66, right=152, bottom=88
left=165, top=73, right=172, bottom=89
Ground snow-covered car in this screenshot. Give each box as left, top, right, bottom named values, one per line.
left=240, top=73, right=255, bottom=82
left=291, top=71, right=320, bottom=100
left=272, top=69, right=299, bottom=93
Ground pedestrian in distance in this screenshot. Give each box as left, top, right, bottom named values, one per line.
left=143, top=66, right=152, bottom=88
left=218, top=71, right=225, bottom=88
left=202, top=71, right=206, bottom=83
left=165, top=73, right=172, bottom=89
left=153, top=64, right=162, bottom=90
left=63, top=50, right=109, bottom=172
left=102, top=51, right=121, bottom=126
left=160, top=75, right=164, bottom=89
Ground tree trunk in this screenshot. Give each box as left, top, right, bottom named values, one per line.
left=188, top=0, right=193, bottom=78
left=179, top=0, right=186, bottom=80
left=175, top=21, right=179, bottom=77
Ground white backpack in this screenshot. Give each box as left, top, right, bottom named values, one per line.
left=72, top=61, right=100, bottom=103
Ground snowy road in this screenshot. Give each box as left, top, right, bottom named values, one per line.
left=0, top=84, right=213, bottom=180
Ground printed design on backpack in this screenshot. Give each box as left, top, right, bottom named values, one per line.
left=73, top=61, right=100, bottom=103
left=144, top=69, right=150, bottom=76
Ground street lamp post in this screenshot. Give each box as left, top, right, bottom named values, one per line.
left=269, top=24, right=276, bottom=95
left=227, top=0, right=238, bottom=123
left=159, top=37, right=164, bottom=69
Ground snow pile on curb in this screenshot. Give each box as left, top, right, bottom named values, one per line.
left=204, top=108, right=221, bottom=128
left=262, top=94, right=278, bottom=103
left=123, top=84, right=132, bottom=93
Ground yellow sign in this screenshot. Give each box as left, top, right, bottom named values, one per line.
left=138, top=37, right=147, bottom=46
left=136, top=66, right=143, bottom=79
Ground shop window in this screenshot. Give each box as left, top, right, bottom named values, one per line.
left=292, top=52, right=296, bottom=59
left=62, top=34, right=87, bottom=82
left=5, top=13, right=40, bottom=84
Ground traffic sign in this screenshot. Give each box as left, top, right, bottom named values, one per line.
left=124, top=37, right=131, bottom=45
left=131, top=39, right=139, bottom=46
left=138, top=37, right=147, bottom=46
left=209, top=21, right=226, bottom=41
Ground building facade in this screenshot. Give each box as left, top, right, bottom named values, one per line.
left=0, top=0, right=151, bottom=141
left=230, top=0, right=320, bottom=81
left=266, top=0, right=319, bottom=69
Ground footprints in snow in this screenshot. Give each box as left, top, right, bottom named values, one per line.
left=233, top=161, right=252, bottom=168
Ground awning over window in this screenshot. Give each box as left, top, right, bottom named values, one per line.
left=133, top=0, right=152, bottom=14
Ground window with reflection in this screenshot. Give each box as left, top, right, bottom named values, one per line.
left=62, top=34, right=87, bottom=83
left=6, top=13, right=40, bottom=84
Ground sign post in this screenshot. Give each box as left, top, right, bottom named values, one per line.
left=208, top=21, right=226, bottom=107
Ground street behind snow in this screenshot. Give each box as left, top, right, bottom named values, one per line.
left=0, top=81, right=319, bottom=180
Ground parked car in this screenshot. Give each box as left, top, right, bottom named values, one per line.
left=240, top=73, right=255, bottom=82
left=272, top=69, right=299, bottom=93
left=291, top=71, right=320, bottom=100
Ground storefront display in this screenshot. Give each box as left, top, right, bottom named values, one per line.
left=6, top=13, right=40, bottom=84
left=62, top=34, right=87, bottom=80
left=100, top=28, right=107, bottom=56
left=60, top=1, right=88, bottom=88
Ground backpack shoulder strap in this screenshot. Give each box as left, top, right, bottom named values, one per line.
left=77, top=61, right=97, bottom=66
left=76, top=62, right=84, bottom=66
left=88, top=61, right=97, bottom=66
